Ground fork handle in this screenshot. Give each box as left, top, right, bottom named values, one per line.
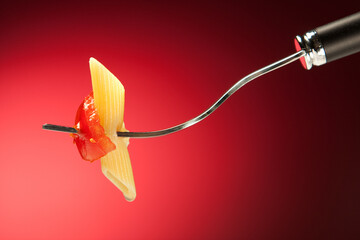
left=294, top=11, right=360, bottom=69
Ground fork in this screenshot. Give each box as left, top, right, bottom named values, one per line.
left=43, top=12, right=360, bottom=138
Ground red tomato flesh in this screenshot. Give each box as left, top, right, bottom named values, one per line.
left=72, top=92, right=116, bottom=162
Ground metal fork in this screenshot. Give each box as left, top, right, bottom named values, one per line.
left=42, top=50, right=306, bottom=138
left=43, top=12, right=360, bottom=138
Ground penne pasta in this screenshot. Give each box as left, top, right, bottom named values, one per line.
left=89, top=58, right=136, bottom=201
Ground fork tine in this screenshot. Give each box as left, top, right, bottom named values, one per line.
left=42, top=124, right=78, bottom=133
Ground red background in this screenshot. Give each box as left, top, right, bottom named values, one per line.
left=0, top=1, right=359, bottom=239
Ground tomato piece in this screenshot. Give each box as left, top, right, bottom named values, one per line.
left=72, top=92, right=116, bottom=162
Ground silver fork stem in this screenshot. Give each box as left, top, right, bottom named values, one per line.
left=117, top=50, right=306, bottom=138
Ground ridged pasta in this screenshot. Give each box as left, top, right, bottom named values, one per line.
left=89, top=57, right=136, bottom=201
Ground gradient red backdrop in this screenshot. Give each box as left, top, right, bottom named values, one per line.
left=0, top=1, right=359, bottom=239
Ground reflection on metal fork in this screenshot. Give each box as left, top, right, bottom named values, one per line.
left=43, top=50, right=306, bottom=138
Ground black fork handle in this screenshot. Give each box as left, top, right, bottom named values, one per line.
left=295, top=11, right=360, bottom=69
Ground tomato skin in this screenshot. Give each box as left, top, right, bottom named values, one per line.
left=72, top=92, right=116, bottom=162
